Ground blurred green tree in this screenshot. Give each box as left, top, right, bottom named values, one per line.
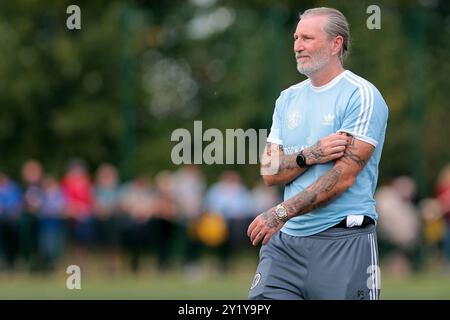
left=0, top=0, right=448, bottom=197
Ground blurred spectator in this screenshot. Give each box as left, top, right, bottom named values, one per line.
left=93, top=163, right=121, bottom=273
left=62, top=159, right=94, bottom=219
left=204, top=170, right=253, bottom=272
left=172, top=165, right=205, bottom=272
left=419, top=198, right=446, bottom=269
left=61, top=159, right=95, bottom=267
left=119, top=174, right=155, bottom=273
left=38, top=176, right=66, bottom=271
left=436, top=164, right=450, bottom=267
left=436, top=164, right=450, bottom=217
left=94, top=164, right=120, bottom=220
left=0, top=172, right=22, bottom=271
left=20, top=159, right=44, bottom=271
left=251, top=182, right=282, bottom=215
left=150, top=171, right=179, bottom=271
left=375, top=176, right=421, bottom=276
left=0, top=160, right=313, bottom=276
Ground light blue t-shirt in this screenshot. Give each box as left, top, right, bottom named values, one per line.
left=267, top=70, right=389, bottom=237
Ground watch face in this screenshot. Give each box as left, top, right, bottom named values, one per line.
left=276, top=206, right=288, bottom=221
left=296, top=152, right=306, bottom=167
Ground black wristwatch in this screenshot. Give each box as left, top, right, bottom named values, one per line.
left=296, top=150, right=309, bottom=168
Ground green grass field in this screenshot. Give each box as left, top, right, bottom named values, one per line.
left=1, top=257, right=450, bottom=300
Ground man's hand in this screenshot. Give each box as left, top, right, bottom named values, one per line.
left=247, top=206, right=285, bottom=246
left=260, top=133, right=350, bottom=186
left=303, top=133, right=351, bottom=165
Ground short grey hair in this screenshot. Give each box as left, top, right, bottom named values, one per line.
left=299, top=7, right=350, bottom=63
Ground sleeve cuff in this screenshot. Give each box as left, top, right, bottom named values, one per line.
left=337, top=130, right=378, bottom=147
left=267, top=137, right=283, bottom=145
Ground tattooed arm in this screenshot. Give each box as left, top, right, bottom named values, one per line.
left=260, top=142, right=308, bottom=186
left=249, top=134, right=374, bottom=246
left=282, top=134, right=373, bottom=217
left=261, top=133, right=351, bottom=186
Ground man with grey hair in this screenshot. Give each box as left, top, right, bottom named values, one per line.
left=248, top=7, right=388, bottom=299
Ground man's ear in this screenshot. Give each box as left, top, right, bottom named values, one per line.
left=332, top=36, right=344, bottom=56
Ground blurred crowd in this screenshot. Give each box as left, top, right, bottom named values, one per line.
left=375, top=164, right=450, bottom=276
left=2, top=159, right=450, bottom=277
left=0, top=159, right=281, bottom=274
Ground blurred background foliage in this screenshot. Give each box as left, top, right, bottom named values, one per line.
left=0, top=0, right=449, bottom=196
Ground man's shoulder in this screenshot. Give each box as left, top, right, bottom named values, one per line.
left=280, top=78, right=311, bottom=98
left=342, top=71, right=383, bottom=95
left=343, top=71, right=388, bottom=107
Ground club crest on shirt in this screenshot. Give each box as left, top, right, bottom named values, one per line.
left=287, top=110, right=301, bottom=129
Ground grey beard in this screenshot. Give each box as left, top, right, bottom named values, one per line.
left=295, top=50, right=332, bottom=77
left=297, top=63, right=317, bottom=77
left=297, top=65, right=309, bottom=76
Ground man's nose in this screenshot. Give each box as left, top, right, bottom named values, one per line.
left=294, top=39, right=304, bottom=53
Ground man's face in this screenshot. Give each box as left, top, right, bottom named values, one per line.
left=294, top=15, right=333, bottom=77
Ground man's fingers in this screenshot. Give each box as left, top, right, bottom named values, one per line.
left=252, top=231, right=264, bottom=246
left=329, top=133, right=350, bottom=140
left=329, top=145, right=346, bottom=153
left=250, top=226, right=262, bottom=242
left=318, top=145, right=345, bottom=158
left=252, top=235, right=260, bottom=246
left=337, top=132, right=353, bottom=143
left=320, top=138, right=348, bottom=150
left=329, top=152, right=345, bottom=159
left=329, top=133, right=343, bottom=139
left=329, top=139, right=349, bottom=147
left=262, top=233, right=272, bottom=245
left=247, top=219, right=257, bottom=237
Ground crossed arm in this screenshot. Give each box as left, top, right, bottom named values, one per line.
left=260, top=133, right=351, bottom=186
left=248, top=134, right=375, bottom=246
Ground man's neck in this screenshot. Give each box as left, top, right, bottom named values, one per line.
left=309, top=63, right=345, bottom=87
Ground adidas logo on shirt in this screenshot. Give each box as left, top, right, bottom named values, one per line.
left=322, top=113, right=335, bottom=126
